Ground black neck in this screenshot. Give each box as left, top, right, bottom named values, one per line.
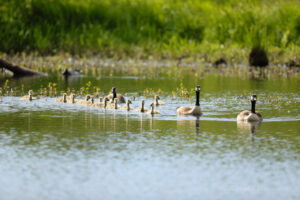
left=195, top=90, right=200, bottom=106
left=251, top=100, right=256, bottom=113
left=113, top=91, right=116, bottom=99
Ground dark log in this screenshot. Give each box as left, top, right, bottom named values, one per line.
left=0, top=58, right=43, bottom=77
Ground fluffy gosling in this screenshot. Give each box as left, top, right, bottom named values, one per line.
left=121, top=99, right=132, bottom=111
left=135, top=99, right=148, bottom=112
left=147, top=103, right=160, bottom=115
left=21, top=90, right=39, bottom=101
left=55, top=93, right=67, bottom=103
left=155, top=95, right=165, bottom=106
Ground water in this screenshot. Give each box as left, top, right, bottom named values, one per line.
left=0, top=69, right=300, bottom=200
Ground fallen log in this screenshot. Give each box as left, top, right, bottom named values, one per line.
left=0, top=58, right=43, bottom=77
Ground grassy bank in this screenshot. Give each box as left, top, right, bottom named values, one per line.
left=0, top=0, right=300, bottom=62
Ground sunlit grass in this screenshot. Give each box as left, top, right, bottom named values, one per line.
left=0, top=0, right=299, bottom=62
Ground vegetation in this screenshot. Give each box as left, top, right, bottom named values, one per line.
left=0, top=0, right=300, bottom=62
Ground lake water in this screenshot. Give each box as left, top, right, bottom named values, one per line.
left=0, top=64, right=299, bottom=200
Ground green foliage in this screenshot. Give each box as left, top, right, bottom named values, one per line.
left=0, top=0, right=299, bottom=56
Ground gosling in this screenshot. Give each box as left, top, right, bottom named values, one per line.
left=147, top=103, right=160, bottom=115
left=135, top=99, right=148, bottom=112
left=176, top=86, right=202, bottom=116
left=76, top=95, right=92, bottom=105
left=21, top=90, right=39, bottom=101
left=155, top=95, right=165, bottom=106
left=68, top=93, right=77, bottom=104
left=105, top=87, right=126, bottom=103
left=55, top=93, right=67, bottom=103
left=106, top=98, right=118, bottom=109
left=237, top=94, right=262, bottom=122
left=120, top=99, right=132, bottom=111
left=92, top=97, right=105, bottom=107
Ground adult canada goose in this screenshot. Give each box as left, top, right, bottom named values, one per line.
left=121, top=99, right=132, bottom=111
left=92, top=97, right=105, bottom=107
left=237, top=95, right=262, bottom=122
left=21, top=90, right=39, bottom=101
left=62, top=68, right=81, bottom=76
left=105, top=87, right=126, bottom=103
left=76, top=95, right=92, bottom=105
left=155, top=95, right=165, bottom=106
left=135, top=99, right=148, bottom=112
left=147, top=103, right=160, bottom=115
left=55, top=93, right=67, bottom=103
left=176, top=86, right=202, bottom=116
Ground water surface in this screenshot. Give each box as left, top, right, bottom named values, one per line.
left=0, top=69, right=299, bottom=200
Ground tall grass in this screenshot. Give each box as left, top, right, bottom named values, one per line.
left=0, top=0, right=299, bottom=59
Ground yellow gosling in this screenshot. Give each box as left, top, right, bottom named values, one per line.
left=121, top=99, right=132, bottom=111
left=177, top=86, right=202, bottom=116
left=76, top=95, right=92, bottom=105
left=147, top=103, right=160, bottom=115
left=237, top=95, right=263, bottom=122
left=68, top=94, right=77, bottom=104
left=21, top=90, right=35, bottom=101
left=92, top=97, right=105, bottom=107
left=106, top=98, right=118, bottom=109
left=103, top=97, right=109, bottom=109
left=155, top=95, right=165, bottom=106
left=55, top=93, right=67, bottom=103
left=135, top=99, right=148, bottom=112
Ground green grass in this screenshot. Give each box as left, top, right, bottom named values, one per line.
left=0, top=0, right=300, bottom=62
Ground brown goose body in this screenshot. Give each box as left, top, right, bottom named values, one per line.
left=105, top=93, right=126, bottom=103
left=237, top=95, right=263, bottom=122
left=176, top=86, right=202, bottom=117
left=237, top=110, right=262, bottom=122
left=176, top=105, right=202, bottom=116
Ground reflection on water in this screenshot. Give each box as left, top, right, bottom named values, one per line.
left=0, top=73, right=300, bottom=200
left=237, top=121, right=261, bottom=143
